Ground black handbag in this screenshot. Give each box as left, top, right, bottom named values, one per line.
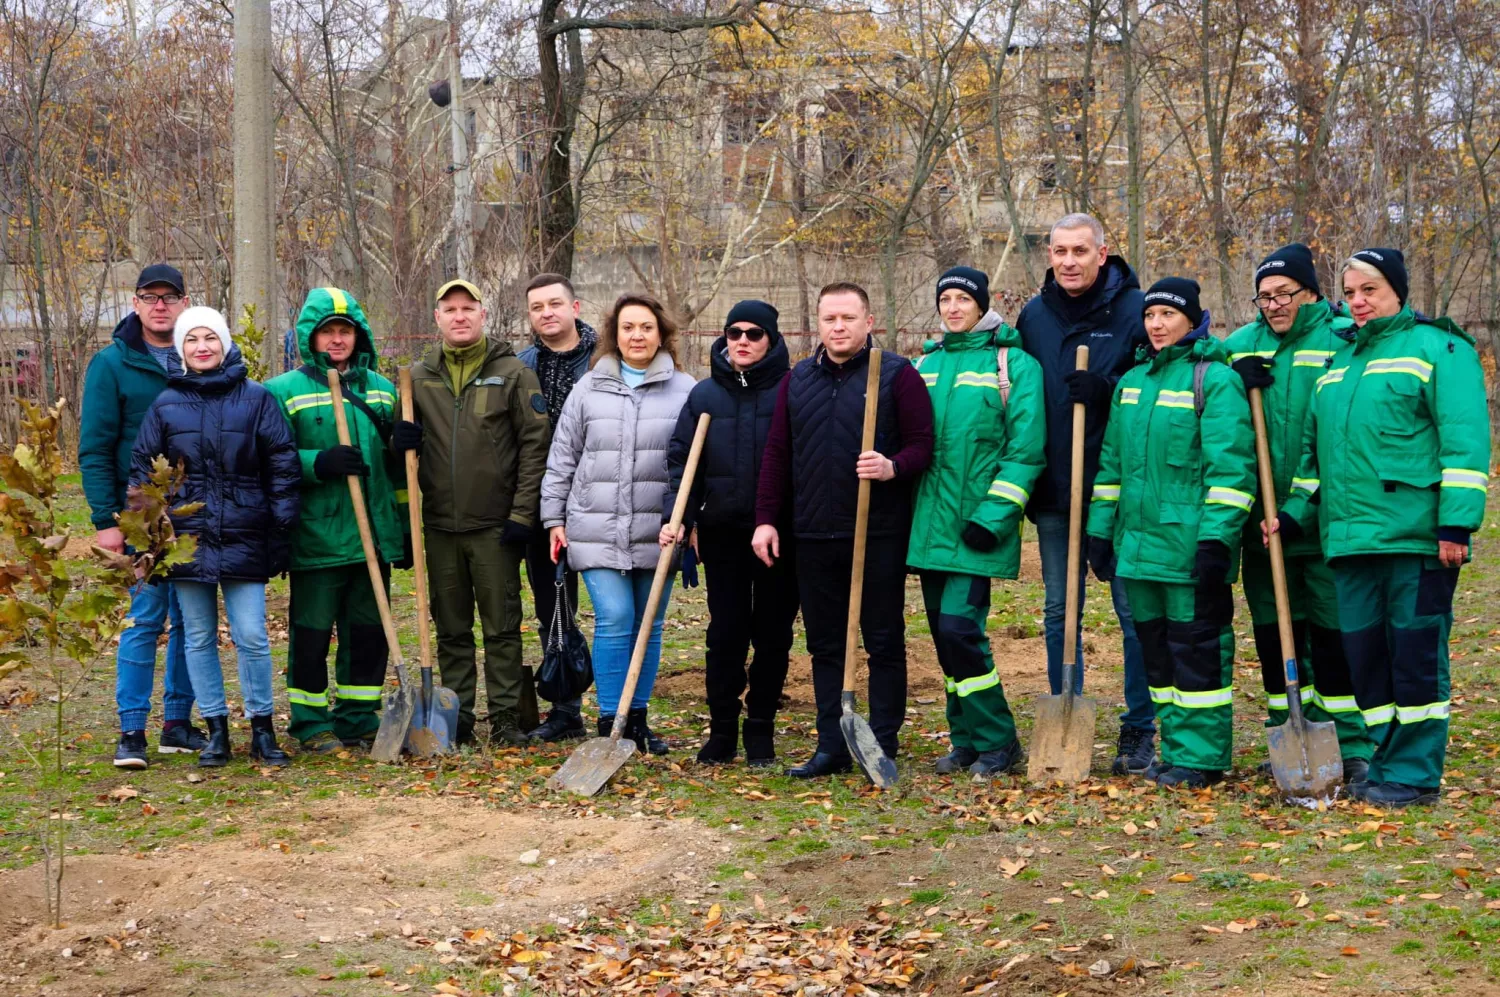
left=536, top=558, right=593, bottom=704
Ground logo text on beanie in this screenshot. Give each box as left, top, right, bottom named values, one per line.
left=1355, top=250, right=1385, bottom=262
left=1144, top=292, right=1188, bottom=307
left=938, top=276, right=979, bottom=293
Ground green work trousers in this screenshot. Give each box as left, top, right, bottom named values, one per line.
left=1124, top=579, right=1234, bottom=772
left=1332, top=554, right=1455, bottom=790
left=287, top=564, right=388, bottom=743
left=425, top=526, right=525, bottom=731
left=1241, top=548, right=1373, bottom=760
left=919, top=572, right=1017, bottom=753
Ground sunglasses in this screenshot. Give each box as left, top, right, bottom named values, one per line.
left=725, top=326, right=767, bottom=342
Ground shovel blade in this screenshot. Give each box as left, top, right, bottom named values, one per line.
left=1027, top=692, right=1097, bottom=785
left=370, top=665, right=416, bottom=764
left=1267, top=715, right=1343, bottom=802
left=547, top=736, right=637, bottom=796
left=839, top=696, right=898, bottom=789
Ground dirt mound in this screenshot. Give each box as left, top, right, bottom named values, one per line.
left=0, top=797, right=724, bottom=996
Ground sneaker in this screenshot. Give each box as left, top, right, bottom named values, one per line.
left=1111, top=727, right=1156, bottom=776
left=969, top=740, right=1026, bottom=777
left=114, top=730, right=149, bottom=769
left=299, top=731, right=343, bottom=755
left=159, top=722, right=209, bottom=754
left=527, top=710, right=587, bottom=742
left=935, top=745, right=979, bottom=775
left=1153, top=766, right=1223, bottom=789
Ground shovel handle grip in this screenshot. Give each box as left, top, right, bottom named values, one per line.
left=1250, top=389, right=1302, bottom=718
left=842, top=348, right=882, bottom=696
left=400, top=368, right=435, bottom=676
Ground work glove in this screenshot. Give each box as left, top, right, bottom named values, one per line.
left=960, top=521, right=999, bottom=553
left=392, top=419, right=424, bottom=454
left=679, top=545, right=699, bottom=588
left=314, top=444, right=367, bottom=481
left=392, top=532, right=414, bottom=571
left=1087, top=537, right=1116, bottom=582
left=499, top=519, right=531, bottom=547
left=1193, top=540, right=1232, bottom=588
left=1275, top=511, right=1304, bottom=545
left=1063, top=369, right=1113, bottom=409
left=1231, top=355, right=1274, bottom=391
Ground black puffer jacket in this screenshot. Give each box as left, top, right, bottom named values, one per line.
left=663, top=335, right=790, bottom=529
left=130, top=349, right=301, bottom=583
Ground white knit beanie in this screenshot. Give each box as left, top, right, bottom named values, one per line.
left=174, top=306, right=233, bottom=365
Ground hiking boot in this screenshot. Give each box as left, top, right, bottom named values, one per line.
left=114, top=730, right=148, bottom=769
left=787, top=751, right=852, bottom=778
left=198, top=716, right=232, bottom=768
left=300, top=730, right=343, bottom=755
left=527, top=710, right=587, bottom=742
left=626, top=707, right=669, bottom=756
left=742, top=718, right=776, bottom=767
left=159, top=721, right=209, bottom=754
left=1112, top=727, right=1156, bottom=776
left=1360, top=782, right=1438, bottom=807
left=1153, top=766, right=1223, bottom=789
left=696, top=719, right=738, bottom=764
left=489, top=710, right=529, bottom=747
left=934, top=745, right=979, bottom=775
left=249, top=716, right=290, bottom=768
left=1342, top=757, right=1370, bottom=785
left=969, top=740, right=1026, bottom=777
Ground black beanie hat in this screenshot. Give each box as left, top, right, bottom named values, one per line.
left=935, top=266, right=990, bottom=316
left=1142, top=276, right=1203, bottom=328
left=724, top=299, right=780, bottom=343
left=1255, top=243, right=1320, bottom=298
left=1349, top=248, right=1408, bottom=305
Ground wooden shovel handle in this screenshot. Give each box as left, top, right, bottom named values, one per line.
left=399, top=368, right=433, bottom=674
left=842, top=348, right=882, bottom=695
left=609, top=411, right=712, bottom=740
left=327, top=369, right=405, bottom=671
left=1249, top=388, right=1300, bottom=701
left=1062, top=345, right=1089, bottom=671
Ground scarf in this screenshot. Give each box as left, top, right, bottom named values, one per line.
left=442, top=338, right=489, bottom=395
left=534, top=320, right=598, bottom=428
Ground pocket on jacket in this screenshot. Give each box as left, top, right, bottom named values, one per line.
left=1374, top=457, right=1439, bottom=492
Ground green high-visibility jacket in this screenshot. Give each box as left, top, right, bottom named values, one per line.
left=907, top=312, right=1046, bottom=579
left=1280, top=307, right=1491, bottom=559
left=263, top=287, right=406, bottom=570
left=1087, top=326, right=1256, bottom=583
left=1222, top=300, right=1354, bottom=558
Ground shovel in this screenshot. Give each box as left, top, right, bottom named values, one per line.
left=548, top=411, right=712, bottom=796
left=328, top=369, right=416, bottom=764
left=838, top=347, right=899, bottom=790
left=397, top=368, right=460, bottom=757
left=1251, top=388, right=1342, bottom=803
left=1028, top=345, right=1098, bottom=785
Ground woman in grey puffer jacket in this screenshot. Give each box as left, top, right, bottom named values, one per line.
left=541, top=292, right=696, bottom=754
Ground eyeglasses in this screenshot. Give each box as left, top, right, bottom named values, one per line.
left=725, top=326, right=767, bottom=342
left=137, top=293, right=183, bottom=306
left=1250, top=291, right=1300, bottom=309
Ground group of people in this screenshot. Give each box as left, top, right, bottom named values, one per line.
left=81, top=209, right=1489, bottom=809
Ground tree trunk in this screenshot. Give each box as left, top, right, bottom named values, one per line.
left=535, top=0, right=576, bottom=277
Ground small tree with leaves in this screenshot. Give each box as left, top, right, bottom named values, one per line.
left=0, top=399, right=198, bottom=927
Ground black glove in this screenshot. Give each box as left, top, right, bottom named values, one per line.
left=499, top=519, right=531, bottom=547
left=269, top=532, right=291, bottom=578
left=392, top=419, right=424, bottom=453
left=1275, top=511, right=1304, bottom=545
left=1064, top=369, right=1113, bottom=409
left=961, top=522, right=999, bottom=553
left=313, top=444, right=368, bottom=480
left=680, top=545, right=699, bottom=588
left=1087, top=536, right=1116, bottom=582
left=1231, top=355, right=1274, bottom=391
left=1193, top=540, right=1232, bottom=588
left=392, top=532, right=414, bottom=571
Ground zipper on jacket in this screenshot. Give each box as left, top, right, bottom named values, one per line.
left=451, top=391, right=463, bottom=533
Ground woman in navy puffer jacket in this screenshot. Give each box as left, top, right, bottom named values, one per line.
left=131, top=306, right=300, bottom=768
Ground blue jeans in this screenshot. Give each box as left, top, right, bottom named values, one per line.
left=115, top=581, right=194, bottom=732
left=1034, top=511, right=1155, bottom=733
left=581, top=568, right=674, bottom=715
left=175, top=580, right=275, bottom=719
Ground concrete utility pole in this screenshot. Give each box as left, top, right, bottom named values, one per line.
left=448, top=0, right=474, bottom=277
left=233, top=0, right=277, bottom=370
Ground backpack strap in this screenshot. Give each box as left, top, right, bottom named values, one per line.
left=997, top=346, right=1011, bottom=407
left=299, top=364, right=392, bottom=443
left=1192, top=359, right=1210, bottom=417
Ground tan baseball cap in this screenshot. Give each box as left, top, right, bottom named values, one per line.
left=435, top=279, right=482, bottom=303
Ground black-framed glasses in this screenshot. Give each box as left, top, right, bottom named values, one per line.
left=137, top=293, right=183, bottom=306
left=1250, top=291, right=1298, bottom=309
left=726, top=326, right=767, bottom=342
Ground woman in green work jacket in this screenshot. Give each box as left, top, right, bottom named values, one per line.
left=1278, top=249, right=1490, bottom=807
left=1086, top=278, right=1255, bottom=789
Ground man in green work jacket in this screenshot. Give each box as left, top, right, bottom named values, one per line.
left=1224, top=244, right=1374, bottom=783
left=265, top=287, right=407, bottom=754
left=391, top=279, right=552, bottom=747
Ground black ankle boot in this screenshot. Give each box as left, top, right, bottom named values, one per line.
left=598, top=714, right=617, bottom=739
left=742, top=718, right=775, bottom=767
left=198, top=715, right=231, bottom=768
left=626, top=707, right=669, bottom=755
left=696, top=719, right=739, bottom=764
left=249, top=715, right=290, bottom=768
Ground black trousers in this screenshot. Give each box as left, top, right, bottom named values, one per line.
left=699, top=526, right=801, bottom=723
left=796, top=536, right=908, bottom=757
left=525, top=524, right=584, bottom=714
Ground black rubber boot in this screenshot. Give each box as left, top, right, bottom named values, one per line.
left=198, top=715, right=231, bottom=768
left=597, top=714, right=616, bottom=738
left=249, top=716, right=290, bottom=768
left=696, top=719, right=738, bottom=764
left=742, top=718, right=776, bottom=767
left=626, top=707, right=669, bottom=755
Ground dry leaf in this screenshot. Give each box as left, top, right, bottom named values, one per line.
left=1339, top=842, right=1365, bottom=853
left=1200, top=925, right=1224, bottom=934
left=108, top=787, right=139, bottom=800
left=704, top=903, right=722, bottom=926
left=999, top=858, right=1027, bottom=878
left=1100, top=864, right=1118, bottom=877
left=140, top=803, right=159, bottom=816
left=1294, top=892, right=1311, bottom=908
left=511, top=951, right=549, bottom=964
left=1340, top=947, right=1360, bottom=957
left=1122, top=821, right=1138, bottom=836
left=1169, top=873, right=1195, bottom=883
